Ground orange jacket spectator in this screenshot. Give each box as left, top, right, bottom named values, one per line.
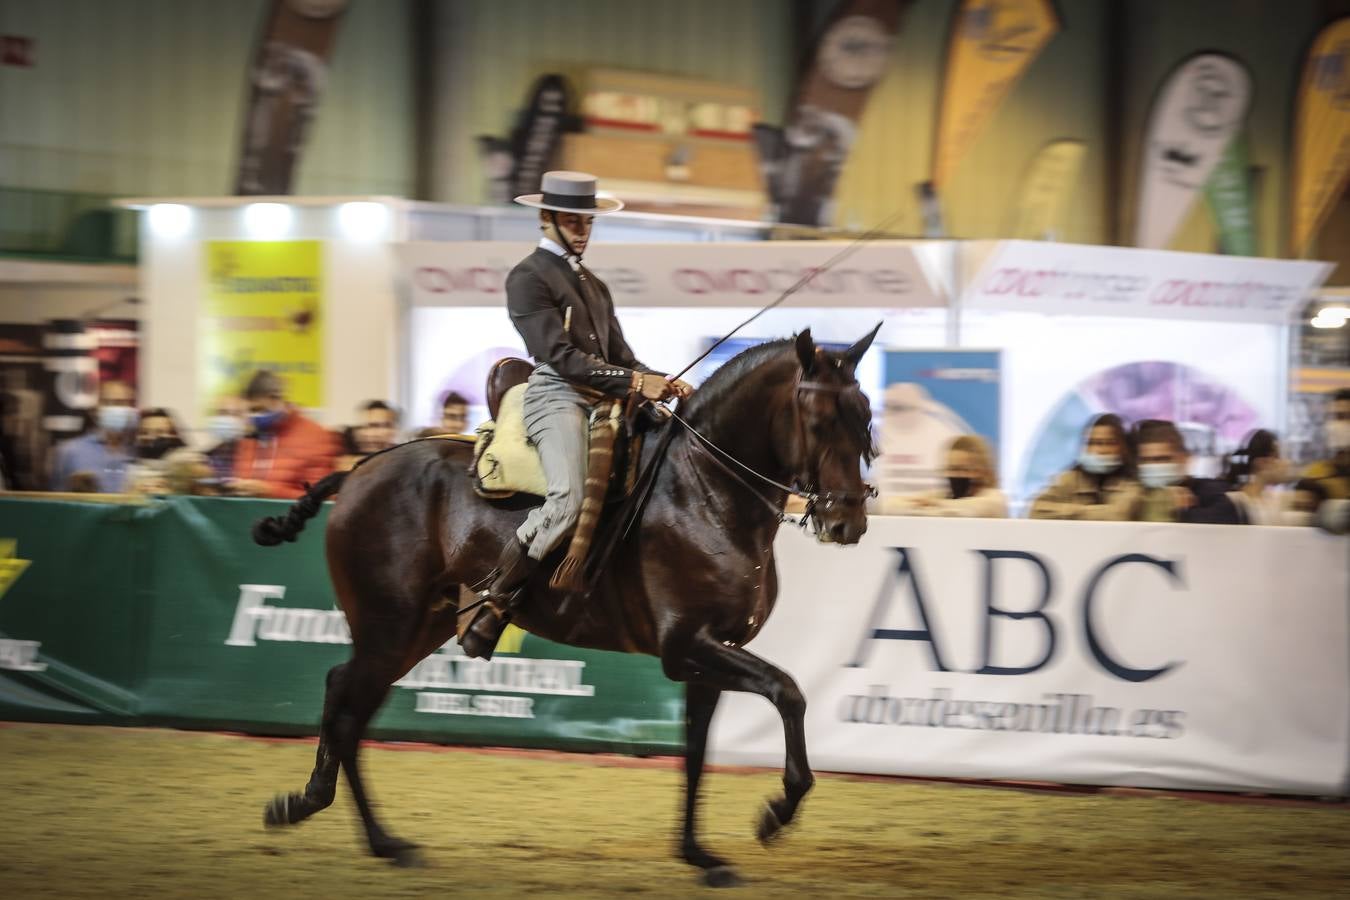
left=231, top=407, right=339, bottom=499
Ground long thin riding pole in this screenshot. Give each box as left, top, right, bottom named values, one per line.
left=668, top=208, right=909, bottom=383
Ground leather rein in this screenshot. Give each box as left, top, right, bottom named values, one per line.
left=665, top=376, right=877, bottom=533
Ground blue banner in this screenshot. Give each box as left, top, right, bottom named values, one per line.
left=878, top=350, right=1002, bottom=496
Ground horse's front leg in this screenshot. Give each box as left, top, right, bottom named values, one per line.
left=672, top=630, right=814, bottom=847
left=680, top=681, right=742, bottom=887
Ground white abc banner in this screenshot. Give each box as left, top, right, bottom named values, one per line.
left=709, top=517, right=1350, bottom=796
left=401, top=241, right=949, bottom=309
left=1135, top=53, right=1252, bottom=250
left=965, top=239, right=1332, bottom=324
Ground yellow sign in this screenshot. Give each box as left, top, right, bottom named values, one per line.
left=932, top=0, right=1059, bottom=188
left=202, top=241, right=324, bottom=409
left=0, top=540, right=32, bottom=601
left=1291, top=17, right=1350, bottom=257
left=1009, top=139, right=1086, bottom=239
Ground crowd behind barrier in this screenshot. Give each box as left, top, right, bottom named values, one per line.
left=7, top=369, right=1350, bottom=534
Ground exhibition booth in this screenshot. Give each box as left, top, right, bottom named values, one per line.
left=117, top=196, right=1332, bottom=508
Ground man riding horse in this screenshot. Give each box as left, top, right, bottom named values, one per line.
left=463, top=171, right=693, bottom=658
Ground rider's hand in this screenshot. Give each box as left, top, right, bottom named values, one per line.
left=668, top=378, right=694, bottom=400
left=639, top=375, right=675, bottom=402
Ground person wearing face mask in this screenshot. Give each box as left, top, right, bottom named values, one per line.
left=1030, top=413, right=1141, bottom=521
left=1131, top=419, right=1240, bottom=524
left=1301, top=388, right=1350, bottom=505
left=229, top=370, right=338, bottom=499
left=1223, top=429, right=1298, bottom=526
left=124, top=407, right=188, bottom=494
left=49, top=379, right=138, bottom=493
left=884, top=435, right=1006, bottom=517
left=204, top=394, right=251, bottom=481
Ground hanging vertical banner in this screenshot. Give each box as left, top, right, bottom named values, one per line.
left=1134, top=53, right=1252, bottom=250
left=930, top=0, right=1060, bottom=190
left=1008, top=138, right=1087, bottom=240
left=1203, top=135, right=1257, bottom=256
left=753, top=0, right=908, bottom=226
left=201, top=241, right=324, bottom=410
left=1291, top=17, right=1350, bottom=257
left=233, top=0, right=348, bottom=195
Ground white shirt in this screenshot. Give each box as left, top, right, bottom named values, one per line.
left=538, top=237, right=580, bottom=270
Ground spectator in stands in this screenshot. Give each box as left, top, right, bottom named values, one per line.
left=162, top=448, right=222, bottom=496
left=229, top=370, right=338, bottom=499
left=356, top=400, right=400, bottom=454
left=884, top=435, right=1006, bottom=517
left=133, top=407, right=186, bottom=461
left=49, top=379, right=137, bottom=493
left=1030, top=413, right=1140, bottom=521
left=417, top=391, right=471, bottom=438
left=1132, top=419, right=1240, bottom=524
left=338, top=400, right=401, bottom=470
left=205, top=394, right=250, bottom=480
left=1224, top=429, right=1296, bottom=525
left=1301, top=388, right=1350, bottom=503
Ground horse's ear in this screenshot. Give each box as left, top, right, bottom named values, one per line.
left=844, top=321, right=882, bottom=364
left=795, top=329, right=816, bottom=372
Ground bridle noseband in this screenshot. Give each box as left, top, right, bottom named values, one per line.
left=792, top=378, right=879, bottom=520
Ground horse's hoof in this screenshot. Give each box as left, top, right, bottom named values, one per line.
left=756, top=801, right=786, bottom=845
left=263, top=793, right=293, bottom=828
left=389, top=846, right=424, bottom=868
left=703, top=865, right=742, bottom=888
left=374, top=838, right=423, bottom=868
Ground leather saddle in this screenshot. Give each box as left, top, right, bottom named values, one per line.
left=487, top=358, right=534, bottom=419
left=474, top=358, right=646, bottom=503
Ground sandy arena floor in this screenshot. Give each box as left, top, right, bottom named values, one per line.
left=1, top=723, right=1347, bottom=899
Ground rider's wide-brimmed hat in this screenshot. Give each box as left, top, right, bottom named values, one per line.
left=514, top=171, right=624, bottom=215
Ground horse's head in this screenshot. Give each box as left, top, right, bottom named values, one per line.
left=789, top=325, right=880, bottom=545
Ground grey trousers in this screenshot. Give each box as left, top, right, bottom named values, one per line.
left=516, top=365, right=592, bottom=561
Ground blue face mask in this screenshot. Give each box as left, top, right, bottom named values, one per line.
left=98, top=405, right=138, bottom=433
left=251, top=410, right=285, bottom=433
left=1079, top=450, right=1121, bottom=475
left=1139, top=462, right=1183, bottom=489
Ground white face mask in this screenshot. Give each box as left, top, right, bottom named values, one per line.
left=1327, top=420, right=1350, bottom=452
left=207, top=415, right=247, bottom=443
left=98, top=405, right=138, bottom=433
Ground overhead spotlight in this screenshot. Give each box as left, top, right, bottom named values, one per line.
left=147, top=204, right=192, bottom=239
left=1311, top=305, right=1350, bottom=329
left=243, top=202, right=293, bottom=238
left=337, top=202, right=390, bottom=240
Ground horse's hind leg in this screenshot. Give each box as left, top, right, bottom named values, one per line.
left=330, top=650, right=418, bottom=865
left=264, top=661, right=349, bottom=828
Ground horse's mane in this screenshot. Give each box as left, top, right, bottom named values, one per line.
left=682, top=338, right=794, bottom=418
left=682, top=337, right=876, bottom=464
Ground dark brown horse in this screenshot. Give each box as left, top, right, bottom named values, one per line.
left=254, top=327, right=879, bottom=886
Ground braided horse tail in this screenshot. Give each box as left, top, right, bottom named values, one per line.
left=251, top=471, right=348, bottom=546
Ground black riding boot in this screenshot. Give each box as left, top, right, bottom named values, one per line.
left=461, top=539, right=537, bottom=660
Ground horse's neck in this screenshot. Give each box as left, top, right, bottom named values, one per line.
left=676, top=358, right=796, bottom=531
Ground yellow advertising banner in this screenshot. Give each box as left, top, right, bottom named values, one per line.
left=1008, top=138, right=1086, bottom=240
left=201, top=241, right=323, bottom=409
left=932, top=0, right=1059, bottom=189
left=1291, top=17, right=1350, bottom=257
